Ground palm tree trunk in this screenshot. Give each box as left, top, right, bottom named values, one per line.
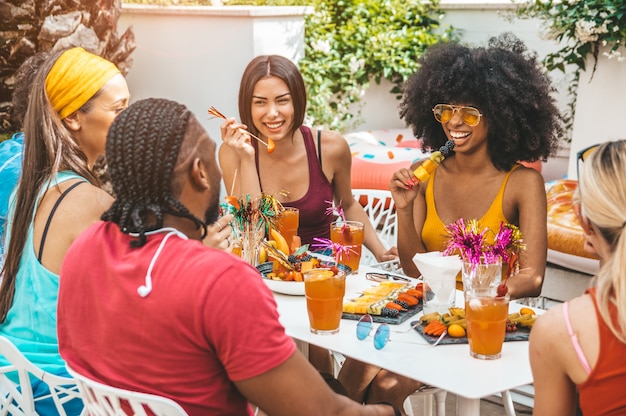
left=0, top=0, right=135, bottom=135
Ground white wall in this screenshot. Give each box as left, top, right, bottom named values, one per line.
left=567, top=46, right=626, bottom=179
left=118, top=5, right=311, bottom=147
left=356, top=1, right=571, bottom=181
left=119, top=2, right=571, bottom=182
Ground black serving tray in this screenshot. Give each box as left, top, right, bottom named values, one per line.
left=342, top=300, right=423, bottom=325
left=411, top=320, right=531, bottom=345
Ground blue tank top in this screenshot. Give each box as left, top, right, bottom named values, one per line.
left=0, top=171, right=86, bottom=379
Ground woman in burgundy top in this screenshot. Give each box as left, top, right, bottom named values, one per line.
left=219, top=55, right=396, bottom=256
left=530, top=140, right=626, bottom=415
left=218, top=55, right=397, bottom=375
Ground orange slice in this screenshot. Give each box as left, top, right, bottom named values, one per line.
left=225, top=195, right=240, bottom=209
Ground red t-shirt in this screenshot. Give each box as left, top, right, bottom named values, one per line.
left=58, top=221, right=296, bottom=416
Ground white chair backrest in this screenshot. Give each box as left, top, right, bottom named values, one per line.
left=0, top=335, right=82, bottom=416
left=352, top=189, right=397, bottom=265
left=66, top=366, right=188, bottom=416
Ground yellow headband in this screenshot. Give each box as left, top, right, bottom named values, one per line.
left=45, top=47, right=121, bottom=119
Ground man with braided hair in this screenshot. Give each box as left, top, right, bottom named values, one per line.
left=57, top=98, right=399, bottom=416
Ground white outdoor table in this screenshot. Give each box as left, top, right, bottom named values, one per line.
left=268, top=265, right=536, bottom=416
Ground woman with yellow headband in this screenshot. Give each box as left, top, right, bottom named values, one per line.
left=0, top=47, right=129, bottom=415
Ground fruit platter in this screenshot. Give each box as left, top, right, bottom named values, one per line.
left=342, top=281, right=424, bottom=324
left=257, top=261, right=351, bottom=296
left=412, top=306, right=538, bottom=345
left=256, top=240, right=351, bottom=296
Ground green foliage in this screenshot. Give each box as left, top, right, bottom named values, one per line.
left=514, top=0, right=626, bottom=73
left=300, top=0, right=456, bottom=131
left=513, top=1, right=626, bottom=143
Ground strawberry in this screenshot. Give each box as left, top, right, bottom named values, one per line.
left=497, top=282, right=508, bottom=297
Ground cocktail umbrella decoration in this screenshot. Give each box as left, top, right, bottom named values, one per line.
left=224, top=168, right=240, bottom=210
left=312, top=238, right=358, bottom=267
left=258, top=193, right=284, bottom=234
left=325, top=199, right=345, bottom=221
left=443, top=218, right=525, bottom=295
left=220, top=193, right=284, bottom=266
left=321, top=199, right=357, bottom=263
left=494, top=223, right=526, bottom=295
left=443, top=219, right=491, bottom=265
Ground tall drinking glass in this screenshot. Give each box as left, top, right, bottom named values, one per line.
left=465, top=289, right=510, bottom=360
left=304, top=268, right=346, bottom=334
left=330, top=220, right=364, bottom=273
left=461, top=260, right=502, bottom=296
left=277, top=207, right=299, bottom=254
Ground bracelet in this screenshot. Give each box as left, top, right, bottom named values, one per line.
left=377, top=401, right=402, bottom=416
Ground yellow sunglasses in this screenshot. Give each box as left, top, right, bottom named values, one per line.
left=432, top=104, right=483, bottom=127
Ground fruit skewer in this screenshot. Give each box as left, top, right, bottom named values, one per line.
left=208, top=106, right=275, bottom=153
left=412, top=139, right=455, bottom=183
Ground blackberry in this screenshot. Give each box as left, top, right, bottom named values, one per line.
left=394, top=300, right=409, bottom=309
left=288, top=254, right=297, bottom=263
left=381, top=307, right=399, bottom=317
left=439, top=140, right=455, bottom=157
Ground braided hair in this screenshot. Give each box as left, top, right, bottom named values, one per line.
left=102, top=98, right=207, bottom=247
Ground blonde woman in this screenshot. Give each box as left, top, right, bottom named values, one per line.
left=530, top=140, right=626, bottom=415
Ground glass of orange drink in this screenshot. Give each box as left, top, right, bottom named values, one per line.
left=304, top=268, right=346, bottom=334
left=277, top=207, right=299, bottom=253
left=465, top=289, right=510, bottom=360
left=231, top=241, right=243, bottom=258
left=330, top=220, right=364, bottom=273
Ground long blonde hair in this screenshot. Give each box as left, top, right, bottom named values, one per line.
left=579, top=140, right=626, bottom=343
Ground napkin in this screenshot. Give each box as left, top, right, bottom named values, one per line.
left=412, top=251, right=462, bottom=281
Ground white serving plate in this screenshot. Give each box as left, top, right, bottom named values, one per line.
left=256, top=261, right=351, bottom=296
left=262, top=279, right=305, bottom=296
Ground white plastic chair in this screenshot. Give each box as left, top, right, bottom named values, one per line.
left=403, top=387, right=447, bottom=416
left=0, top=335, right=84, bottom=415
left=66, top=365, right=188, bottom=416
left=352, top=189, right=397, bottom=266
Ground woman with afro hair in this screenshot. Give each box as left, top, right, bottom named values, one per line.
left=338, top=33, right=563, bottom=411
left=391, top=31, right=562, bottom=298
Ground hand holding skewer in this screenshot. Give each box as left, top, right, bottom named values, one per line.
left=208, top=106, right=275, bottom=153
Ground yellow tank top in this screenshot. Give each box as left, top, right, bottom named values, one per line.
left=421, top=164, right=519, bottom=288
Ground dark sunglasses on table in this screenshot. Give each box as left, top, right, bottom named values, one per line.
left=432, top=104, right=482, bottom=127
left=576, top=144, right=600, bottom=181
